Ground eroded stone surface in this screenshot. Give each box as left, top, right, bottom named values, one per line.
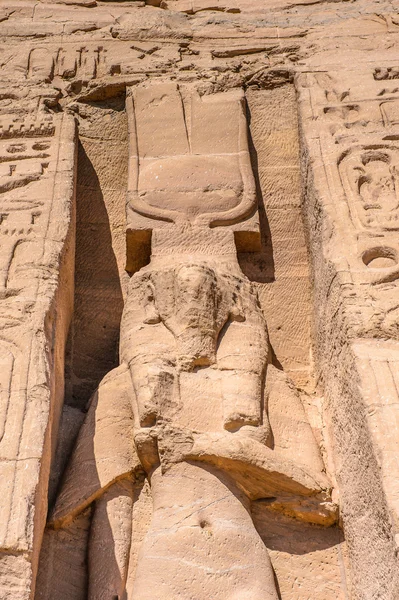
left=0, top=93, right=77, bottom=598
left=0, top=0, right=396, bottom=599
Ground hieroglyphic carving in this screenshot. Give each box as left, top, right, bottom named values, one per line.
left=0, top=91, right=56, bottom=140
left=5, top=43, right=178, bottom=87
left=374, top=67, right=399, bottom=81
left=380, top=101, right=399, bottom=127
left=0, top=93, right=77, bottom=598
left=0, top=137, right=53, bottom=296
left=300, top=70, right=399, bottom=140
left=309, top=81, right=399, bottom=330
left=27, top=46, right=109, bottom=83
left=339, top=146, right=399, bottom=231
left=297, top=68, right=399, bottom=598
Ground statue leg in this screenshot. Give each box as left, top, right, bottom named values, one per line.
left=88, top=478, right=134, bottom=600
left=132, top=461, right=279, bottom=600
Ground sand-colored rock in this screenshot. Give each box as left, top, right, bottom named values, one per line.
left=46, top=86, right=336, bottom=598
left=0, top=96, right=77, bottom=598
left=0, top=0, right=395, bottom=599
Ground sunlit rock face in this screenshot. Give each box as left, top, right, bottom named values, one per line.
left=0, top=1, right=398, bottom=600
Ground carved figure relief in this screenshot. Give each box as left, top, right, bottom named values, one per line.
left=339, top=146, right=399, bottom=231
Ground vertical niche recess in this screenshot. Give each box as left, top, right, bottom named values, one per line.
left=65, top=94, right=129, bottom=411
left=35, top=93, right=129, bottom=600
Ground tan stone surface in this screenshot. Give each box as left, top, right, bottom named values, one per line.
left=68, top=97, right=128, bottom=408
left=50, top=366, right=140, bottom=528
left=298, top=62, right=399, bottom=598
left=0, top=92, right=77, bottom=597
left=0, top=0, right=397, bottom=598
left=35, top=509, right=91, bottom=600
left=253, top=509, right=350, bottom=600
left=244, top=86, right=313, bottom=389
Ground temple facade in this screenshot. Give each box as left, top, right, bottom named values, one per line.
left=0, top=1, right=398, bottom=599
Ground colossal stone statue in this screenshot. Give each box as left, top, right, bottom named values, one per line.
left=51, top=82, right=335, bottom=599
left=0, top=3, right=399, bottom=599
left=2, top=1, right=399, bottom=598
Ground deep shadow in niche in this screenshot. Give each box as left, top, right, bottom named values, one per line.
left=240, top=100, right=282, bottom=370
left=65, top=140, right=124, bottom=410
left=237, top=100, right=276, bottom=284
left=252, top=503, right=344, bottom=555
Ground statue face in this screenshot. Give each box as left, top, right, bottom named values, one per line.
left=152, top=264, right=232, bottom=370
left=174, top=265, right=223, bottom=365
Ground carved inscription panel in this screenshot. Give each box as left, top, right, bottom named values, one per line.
left=339, top=146, right=399, bottom=231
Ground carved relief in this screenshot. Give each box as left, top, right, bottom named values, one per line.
left=299, top=70, right=399, bottom=140
left=0, top=106, right=77, bottom=595
left=339, top=146, right=399, bottom=231
left=122, top=235, right=334, bottom=598
left=27, top=46, right=109, bottom=83
left=2, top=1, right=399, bottom=597
left=0, top=344, right=14, bottom=442
left=20, top=44, right=175, bottom=87
left=380, top=100, right=399, bottom=127
left=0, top=90, right=56, bottom=141
left=127, top=83, right=257, bottom=227
left=0, top=136, right=53, bottom=297
left=297, top=67, right=399, bottom=600
left=125, top=83, right=260, bottom=271
left=323, top=103, right=374, bottom=137
left=374, top=67, right=399, bottom=81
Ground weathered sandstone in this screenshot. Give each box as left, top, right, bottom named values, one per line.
left=0, top=0, right=396, bottom=599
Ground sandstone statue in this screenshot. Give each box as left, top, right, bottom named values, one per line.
left=0, top=2, right=398, bottom=599
left=51, top=83, right=336, bottom=600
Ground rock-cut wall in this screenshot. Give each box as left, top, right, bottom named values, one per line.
left=0, top=1, right=397, bottom=600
